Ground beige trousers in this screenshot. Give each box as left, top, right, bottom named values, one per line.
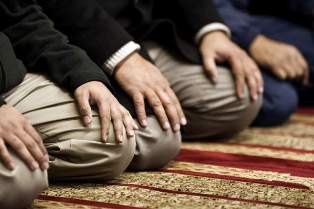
left=145, top=42, right=262, bottom=139
left=0, top=73, right=181, bottom=209
left=0, top=43, right=261, bottom=209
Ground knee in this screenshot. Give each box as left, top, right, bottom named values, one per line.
left=103, top=132, right=136, bottom=179
left=253, top=84, right=298, bottom=127
left=128, top=117, right=181, bottom=171
left=182, top=89, right=262, bottom=139
left=48, top=128, right=136, bottom=181
left=0, top=161, right=48, bottom=209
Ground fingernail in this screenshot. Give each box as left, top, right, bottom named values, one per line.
left=44, top=154, right=49, bottom=162
left=181, top=118, right=187, bottom=126
left=253, top=95, right=258, bottom=101
left=128, top=130, right=135, bottom=137
left=42, top=162, right=49, bottom=170
left=259, top=87, right=264, bottom=94
left=173, top=124, right=181, bottom=132
left=133, top=122, right=139, bottom=130
left=32, top=162, right=39, bottom=170
left=8, top=162, right=15, bottom=170
left=141, top=119, right=148, bottom=127
left=119, top=134, right=123, bottom=143
left=163, top=122, right=170, bottom=130
left=102, top=136, right=108, bottom=143
left=84, top=116, right=92, bottom=125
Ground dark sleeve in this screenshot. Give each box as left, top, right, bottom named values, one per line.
left=37, top=0, right=134, bottom=67
left=251, top=0, right=314, bottom=17
left=0, top=98, right=5, bottom=107
left=213, top=0, right=261, bottom=49
left=163, top=0, right=224, bottom=39
left=0, top=0, right=112, bottom=93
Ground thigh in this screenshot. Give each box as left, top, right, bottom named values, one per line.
left=4, top=73, right=135, bottom=180
left=145, top=42, right=261, bottom=139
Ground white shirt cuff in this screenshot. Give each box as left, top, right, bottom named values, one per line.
left=103, top=41, right=141, bottom=75
left=195, top=23, right=231, bottom=44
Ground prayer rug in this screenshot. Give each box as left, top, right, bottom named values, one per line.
left=32, top=108, right=314, bottom=209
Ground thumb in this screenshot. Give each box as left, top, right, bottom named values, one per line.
left=203, top=55, right=219, bottom=83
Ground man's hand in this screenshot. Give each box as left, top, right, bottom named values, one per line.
left=249, top=35, right=309, bottom=84
left=200, top=31, right=263, bottom=101
left=0, top=105, right=48, bottom=171
left=114, top=53, right=186, bottom=132
left=75, top=81, right=137, bottom=143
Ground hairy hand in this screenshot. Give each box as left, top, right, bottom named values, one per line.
left=114, top=53, right=186, bottom=132
left=200, top=31, right=263, bottom=100
left=250, top=35, right=309, bottom=84
left=0, top=105, right=48, bottom=171
left=75, top=81, right=137, bottom=143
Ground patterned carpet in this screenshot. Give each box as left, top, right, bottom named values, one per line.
left=32, top=109, right=314, bottom=209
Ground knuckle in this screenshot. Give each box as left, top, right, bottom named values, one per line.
left=25, top=140, right=37, bottom=150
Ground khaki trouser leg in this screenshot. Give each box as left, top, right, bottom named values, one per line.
left=129, top=117, right=181, bottom=171
left=0, top=150, right=48, bottom=209
left=145, top=42, right=262, bottom=139
left=4, top=73, right=136, bottom=181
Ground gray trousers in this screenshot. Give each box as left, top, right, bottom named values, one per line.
left=0, top=43, right=261, bottom=209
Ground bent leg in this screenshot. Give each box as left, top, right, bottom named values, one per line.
left=253, top=72, right=298, bottom=127
left=0, top=150, right=48, bottom=209
left=128, top=116, right=181, bottom=171
left=4, top=73, right=136, bottom=181
left=145, top=42, right=261, bottom=139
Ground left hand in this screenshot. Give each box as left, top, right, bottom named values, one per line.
left=74, top=81, right=137, bottom=143
left=199, top=31, right=263, bottom=101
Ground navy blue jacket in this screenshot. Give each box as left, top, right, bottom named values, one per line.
left=213, top=0, right=314, bottom=49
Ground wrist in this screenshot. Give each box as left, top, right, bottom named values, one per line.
left=200, top=31, right=228, bottom=51
left=114, top=52, right=141, bottom=77
left=249, top=35, right=268, bottom=55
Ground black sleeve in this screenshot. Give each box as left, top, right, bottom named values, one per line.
left=159, top=0, right=224, bottom=40
left=0, top=98, right=6, bottom=107
left=0, top=0, right=112, bottom=93
left=38, top=0, right=134, bottom=67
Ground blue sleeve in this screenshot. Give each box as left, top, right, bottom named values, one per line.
left=285, top=0, right=314, bottom=16
left=213, top=0, right=261, bottom=49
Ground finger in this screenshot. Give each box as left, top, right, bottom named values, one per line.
left=166, top=88, right=187, bottom=126
left=246, top=73, right=258, bottom=101
left=121, top=109, right=135, bottom=138
left=156, top=89, right=180, bottom=132
left=132, top=93, right=147, bottom=127
left=96, top=99, right=110, bottom=142
left=255, top=70, right=264, bottom=94
left=76, top=91, right=93, bottom=126
left=245, top=59, right=260, bottom=100
left=5, top=135, right=38, bottom=171
left=283, top=62, right=297, bottom=79
left=293, top=56, right=305, bottom=78
left=24, top=123, right=47, bottom=158
left=203, top=54, right=219, bottom=83
left=249, top=59, right=264, bottom=94
left=145, top=90, right=170, bottom=130
left=0, top=138, right=14, bottom=170
left=16, top=130, right=47, bottom=170
left=296, top=54, right=310, bottom=85
left=110, top=106, right=124, bottom=143
left=273, top=66, right=287, bottom=80
left=230, top=56, right=245, bottom=99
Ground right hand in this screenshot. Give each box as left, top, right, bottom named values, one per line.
left=114, top=52, right=186, bottom=132
left=0, top=105, right=48, bottom=171
left=249, top=35, right=309, bottom=85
